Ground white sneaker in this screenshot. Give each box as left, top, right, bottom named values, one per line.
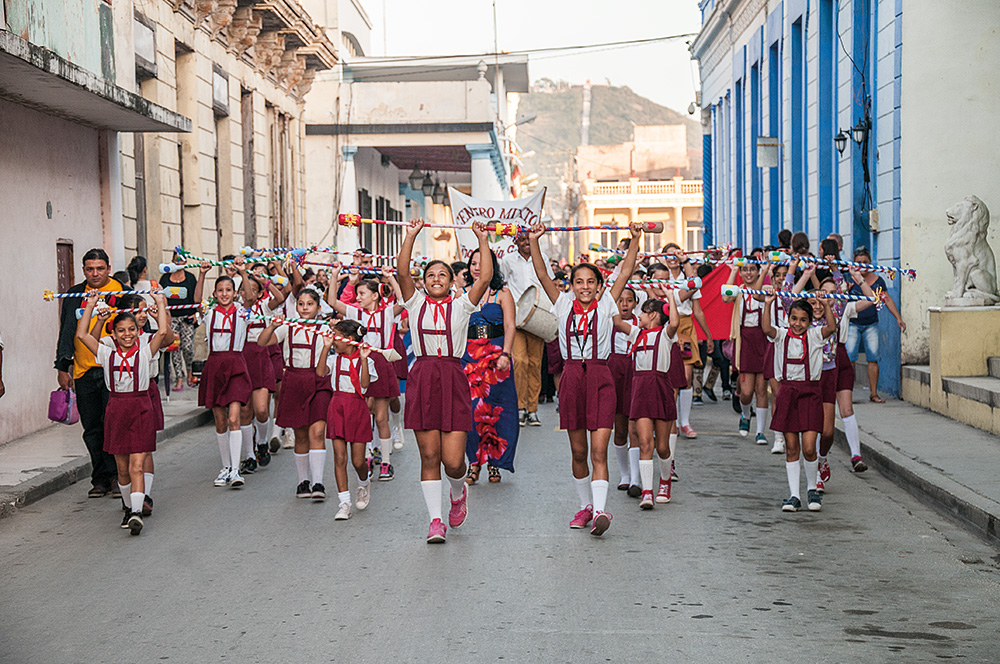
left=214, top=468, right=230, bottom=487
left=770, top=439, right=785, bottom=455
left=282, top=428, right=295, bottom=449
left=393, top=429, right=404, bottom=450
left=334, top=502, right=352, bottom=520
left=356, top=484, right=370, bottom=510
left=229, top=470, right=244, bottom=488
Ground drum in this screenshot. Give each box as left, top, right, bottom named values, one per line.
left=515, top=285, right=558, bottom=342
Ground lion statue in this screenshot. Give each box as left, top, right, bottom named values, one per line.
left=944, top=195, right=999, bottom=304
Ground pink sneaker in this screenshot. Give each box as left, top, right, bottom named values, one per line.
left=656, top=478, right=672, bottom=503
left=448, top=485, right=468, bottom=528
left=680, top=425, right=698, bottom=439
left=426, top=518, right=446, bottom=543
left=639, top=490, right=654, bottom=510
left=591, top=511, right=612, bottom=536
left=819, top=459, right=832, bottom=483
left=569, top=505, right=593, bottom=529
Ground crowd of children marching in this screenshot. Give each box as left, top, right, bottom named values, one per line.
left=78, top=221, right=897, bottom=540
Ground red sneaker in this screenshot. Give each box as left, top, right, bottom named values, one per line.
left=819, top=459, right=832, bottom=483
left=569, top=505, right=593, bottom=529
left=656, top=478, right=672, bottom=503
left=448, top=485, right=468, bottom=528
left=639, top=491, right=654, bottom=510
left=679, top=425, right=698, bottom=439
left=591, top=511, right=612, bottom=536
left=426, top=518, right=446, bottom=543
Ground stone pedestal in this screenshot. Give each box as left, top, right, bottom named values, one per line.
left=944, top=295, right=996, bottom=307
left=928, top=307, right=1000, bottom=377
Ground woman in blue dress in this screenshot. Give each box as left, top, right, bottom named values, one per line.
left=462, top=248, right=519, bottom=483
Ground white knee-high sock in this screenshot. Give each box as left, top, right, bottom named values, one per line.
left=638, top=460, right=654, bottom=492
left=668, top=433, right=678, bottom=460
left=264, top=416, right=274, bottom=443
left=228, top=430, right=242, bottom=470
left=130, top=492, right=144, bottom=514
left=574, top=476, right=591, bottom=509
left=446, top=473, right=466, bottom=500
left=614, top=443, right=630, bottom=484
left=392, top=398, right=404, bottom=436
left=308, top=449, right=326, bottom=485
left=785, top=460, right=801, bottom=498
left=843, top=414, right=861, bottom=457
left=756, top=408, right=768, bottom=434
left=119, top=483, right=131, bottom=508
left=658, top=454, right=671, bottom=482
left=253, top=418, right=267, bottom=447
left=379, top=437, right=392, bottom=464
left=741, top=401, right=752, bottom=419
left=804, top=458, right=819, bottom=491
left=678, top=389, right=693, bottom=426
left=240, top=425, right=253, bottom=460
left=591, top=480, right=609, bottom=513
left=294, top=453, right=309, bottom=483
left=143, top=473, right=154, bottom=496
left=628, top=447, right=640, bottom=486
left=421, top=480, right=443, bottom=521
left=217, top=432, right=229, bottom=466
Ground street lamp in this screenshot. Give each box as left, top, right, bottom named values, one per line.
left=421, top=172, right=435, bottom=197
left=852, top=119, right=869, bottom=146
left=408, top=163, right=423, bottom=190
left=834, top=130, right=848, bottom=155
left=432, top=180, right=447, bottom=205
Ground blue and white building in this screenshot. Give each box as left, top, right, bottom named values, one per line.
left=691, top=0, right=1000, bottom=397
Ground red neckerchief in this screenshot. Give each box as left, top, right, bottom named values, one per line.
left=216, top=304, right=237, bottom=333
left=428, top=296, right=452, bottom=325
left=572, top=299, right=599, bottom=336
left=343, top=350, right=363, bottom=395
left=632, top=325, right=663, bottom=355
left=114, top=340, right=140, bottom=381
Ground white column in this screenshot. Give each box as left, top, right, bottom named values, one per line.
left=468, top=143, right=502, bottom=199
left=105, top=131, right=126, bottom=268
left=674, top=206, right=685, bottom=249
left=340, top=146, right=359, bottom=251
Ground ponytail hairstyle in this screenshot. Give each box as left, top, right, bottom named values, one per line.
left=333, top=319, right=366, bottom=344
left=112, top=311, right=139, bottom=331
left=214, top=275, right=236, bottom=292
left=570, top=262, right=604, bottom=286
left=640, top=298, right=668, bottom=326
left=465, top=248, right=504, bottom=292
left=356, top=278, right=384, bottom=303
left=422, top=260, right=454, bottom=281
left=820, top=238, right=841, bottom=260
left=296, top=288, right=322, bottom=307
left=126, top=255, right=147, bottom=286
left=116, top=293, right=144, bottom=310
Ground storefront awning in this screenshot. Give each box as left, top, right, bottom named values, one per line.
left=0, top=31, right=190, bottom=133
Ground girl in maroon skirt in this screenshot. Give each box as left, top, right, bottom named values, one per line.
left=194, top=265, right=253, bottom=489
left=326, top=265, right=403, bottom=481
left=722, top=259, right=771, bottom=444
left=528, top=221, right=643, bottom=537
left=77, top=292, right=171, bottom=535
left=257, top=289, right=333, bottom=500
left=761, top=292, right=836, bottom=513
left=609, top=288, right=638, bottom=494
left=317, top=320, right=375, bottom=521
left=763, top=262, right=790, bottom=455
left=397, top=218, right=493, bottom=544
left=614, top=293, right=680, bottom=509
left=236, top=259, right=288, bottom=471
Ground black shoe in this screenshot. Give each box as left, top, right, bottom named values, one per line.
left=256, top=443, right=271, bottom=467
left=296, top=480, right=312, bottom=498
left=731, top=390, right=743, bottom=415
left=120, top=511, right=131, bottom=529
left=127, top=512, right=143, bottom=536
left=269, top=436, right=281, bottom=454
left=703, top=387, right=717, bottom=402
left=692, top=395, right=704, bottom=405
left=311, top=483, right=326, bottom=501
left=240, top=457, right=258, bottom=475
left=627, top=484, right=641, bottom=498
left=89, top=484, right=110, bottom=499
left=142, top=495, right=153, bottom=517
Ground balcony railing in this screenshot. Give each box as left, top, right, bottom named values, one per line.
left=585, top=179, right=703, bottom=197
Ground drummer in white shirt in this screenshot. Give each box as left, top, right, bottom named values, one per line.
left=501, top=231, right=555, bottom=427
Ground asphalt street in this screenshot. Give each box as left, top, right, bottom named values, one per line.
left=1, top=401, right=998, bottom=663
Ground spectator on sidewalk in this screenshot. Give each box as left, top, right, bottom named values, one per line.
left=501, top=232, right=554, bottom=427
left=54, top=248, right=125, bottom=498
left=160, top=252, right=199, bottom=391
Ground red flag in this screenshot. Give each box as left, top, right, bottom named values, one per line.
left=698, top=264, right=736, bottom=341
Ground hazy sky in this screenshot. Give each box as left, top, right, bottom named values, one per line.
left=362, top=0, right=703, bottom=114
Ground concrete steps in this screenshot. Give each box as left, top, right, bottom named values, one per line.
left=988, top=356, right=1000, bottom=379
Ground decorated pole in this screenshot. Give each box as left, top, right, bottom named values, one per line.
left=169, top=248, right=283, bottom=269
left=768, top=251, right=917, bottom=280
left=43, top=286, right=188, bottom=301
left=241, top=312, right=402, bottom=361
left=720, top=284, right=887, bottom=309
left=74, top=303, right=200, bottom=320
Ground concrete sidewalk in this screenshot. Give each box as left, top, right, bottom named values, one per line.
left=0, top=384, right=210, bottom=517
left=835, top=385, right=1000, bottom=544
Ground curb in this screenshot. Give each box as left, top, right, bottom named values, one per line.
left=834, top=422, right=1000, bottom=545
left=0, top=409, right=212, bottom=519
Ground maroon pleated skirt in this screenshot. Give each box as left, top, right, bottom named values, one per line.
left=365, top=351, right=401, bottom=399
left=763, top=343, right=775, bottom=380
left=405, top=356, right=473, bottom=432
left=275, top=367, right=333, bottom=429
left=738, top=326, right=768, bottom=374
left=148, top=379, right=164, bottom=432
left=835, top=343, right=855, bottom=392
left=393, top=333, right=408, bottom=381
left=629, top=371, right=677, bottom=422
left=269, top=345, right=284, bottom=383
left=558, top=359, right=615, bottom=431
left=326, top=392, right=373, bottom=444
left=104, top=391, right=156, bottom=455
left=608, top=352, right=634, bottom=417
left=243, top=342, right=276, bottom=392
left=770, top=380, right=824, bottom=433
left=546, top=339, right=564, bottom=375
left=668, top=345, right=687, bottom=390
left=199, top=351, right=252, bottom=408
left=820, top=368, right=838, bottom=404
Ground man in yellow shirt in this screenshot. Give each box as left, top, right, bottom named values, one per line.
left=54, top=248, right=124, bottom=498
